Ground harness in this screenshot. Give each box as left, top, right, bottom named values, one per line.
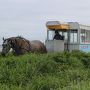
left=11, top=38, right=31, bottom=53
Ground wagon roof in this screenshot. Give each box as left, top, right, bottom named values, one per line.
left=46, top=21, right=70, bottom=30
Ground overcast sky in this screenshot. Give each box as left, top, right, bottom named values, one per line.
left=0, top=0, right=90, bottom=43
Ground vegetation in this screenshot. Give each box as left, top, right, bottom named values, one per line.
left=0, top=50, right=90, bottom=90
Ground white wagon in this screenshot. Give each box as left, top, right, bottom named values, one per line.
left=45, top=21, right=90, bottom=52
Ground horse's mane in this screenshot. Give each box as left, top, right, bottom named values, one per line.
left=16, top=36, right=24, bottom=39
left=7, top=36, right=27, bottom=41
left=16, top=36, right=28, bottom=41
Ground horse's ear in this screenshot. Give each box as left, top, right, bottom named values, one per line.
left=2, top=37, right=5, bottom=41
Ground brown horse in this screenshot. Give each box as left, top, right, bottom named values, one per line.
left=1, top=36, right=47, bottom=55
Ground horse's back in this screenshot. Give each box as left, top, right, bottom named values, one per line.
left=30, top=40, right=47, bottom=53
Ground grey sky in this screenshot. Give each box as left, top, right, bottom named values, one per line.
left=0, top=0, right=90, bottom=43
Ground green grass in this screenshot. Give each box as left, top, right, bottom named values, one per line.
left=0, top=51, right=90, bottom=90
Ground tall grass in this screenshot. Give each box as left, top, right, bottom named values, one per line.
left=0, top=51, right=90, bottom=90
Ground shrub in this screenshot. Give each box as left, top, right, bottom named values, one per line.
left=0, top=51, right=90, bottom=89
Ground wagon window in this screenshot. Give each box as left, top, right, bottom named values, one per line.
left=80, top=29, right=90, bottom=44
left=63, top=32, right=68, bottom=42
left=70, top=30, right=78, bottom=43
left=47, top=30, right=54, bottom=40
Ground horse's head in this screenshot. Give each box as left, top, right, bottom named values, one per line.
left=1, top=38, right=12, bottom=56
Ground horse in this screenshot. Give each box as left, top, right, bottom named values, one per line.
left=1, top=36, right=47, bottom=56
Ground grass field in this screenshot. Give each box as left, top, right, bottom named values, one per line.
left=0, top=51, right=90, bottom=90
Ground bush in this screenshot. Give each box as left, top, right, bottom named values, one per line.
left=0, top=51, right=90, bottom=89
